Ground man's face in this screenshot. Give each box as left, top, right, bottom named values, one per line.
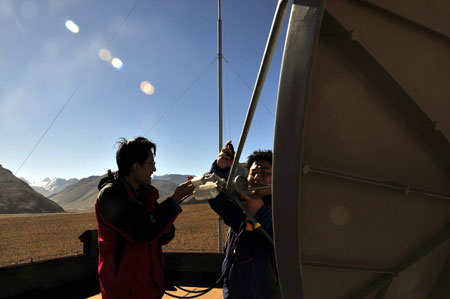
left=135, top=152, right=156, bottom=185
left=247, top=160, right=272, bottom=197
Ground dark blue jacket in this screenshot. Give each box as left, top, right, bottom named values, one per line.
left=208, top=161, right=281, bottom=299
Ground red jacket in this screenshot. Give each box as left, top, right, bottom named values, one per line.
left=95, top=174, right=181, bottom=299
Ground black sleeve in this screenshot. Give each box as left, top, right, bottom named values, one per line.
left=98, top=186, right=182, bottom=244
left=209, top=160, right=231, bottom=180
left=159, top=224, right=175, bottom=245
left=254, top=204, right=273, bottom=238
left=208, top=192, right=244, bottom=232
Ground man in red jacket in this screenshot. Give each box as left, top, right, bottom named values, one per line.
left=95, top=137, right=194, bottom=299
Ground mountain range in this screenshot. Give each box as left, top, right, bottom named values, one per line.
left=153, top=174, right=191, bottom=184
left=28, top=177, right=79, bottom=197
left=48, top=174, right=182, bottom=211
left=0, top=165, right=64, bottom=213
left=5, top=169, right=235, bottom=213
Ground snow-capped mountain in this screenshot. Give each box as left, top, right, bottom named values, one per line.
left=29, top=177, right=79, bottom=197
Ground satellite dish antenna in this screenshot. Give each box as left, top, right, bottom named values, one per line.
left=273, top=0, right=450, bottom=298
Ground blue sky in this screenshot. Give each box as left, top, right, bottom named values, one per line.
left=1, top=0, right=289, bottom=183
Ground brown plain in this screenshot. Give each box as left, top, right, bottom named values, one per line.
left=0, top=203, right=227, bottom=266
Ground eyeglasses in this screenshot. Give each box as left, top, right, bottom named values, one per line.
left=249, top=169, right=272, bottom=178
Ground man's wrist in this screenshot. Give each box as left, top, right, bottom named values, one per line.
left=164, top=197, right=183, bottom=213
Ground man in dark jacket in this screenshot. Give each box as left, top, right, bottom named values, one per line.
left=208, top=141, right=281, bottom=299
left=95, top=137, right=194, bottom=299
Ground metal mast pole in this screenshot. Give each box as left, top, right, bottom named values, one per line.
left=218, top=0, right=223, bottom=152
left=217, top=0, right=224, bottom=252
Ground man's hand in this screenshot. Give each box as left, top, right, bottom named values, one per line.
left=241, top=192, right=264, bottom=216
left=217, top=140, right=235, bottom=169
left=172, top=181, right=195, bottom=204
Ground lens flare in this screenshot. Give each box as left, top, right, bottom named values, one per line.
left=98, top=49, right=111, bottom=61
left=65, top=20, right=79, bottom=34
left=140, top=81, right=155, bottom=95
left=111, top=58, right=123, bottom=70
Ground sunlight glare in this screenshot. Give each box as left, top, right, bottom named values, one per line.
left=65, top=20, right=79, bottom=34
left=98, top=49, right=111, bottom=61
left=111, top=58, right=124, bottom=70
left=140, top=81, right=155, bottom=95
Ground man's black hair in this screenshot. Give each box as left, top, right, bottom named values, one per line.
left=116, top=137, right=156, bottom=176
left=246, top=149, right=272, bottom=171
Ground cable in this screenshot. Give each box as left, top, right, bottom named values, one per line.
left=15, top=0, right=142, bottom=176
left=163, top=288, right=214, bottom=299
left=222, top=56, right=275, bottom=118
left=163, top=269, right=226, bottom=299
left=163, top=224, right=245, bottom=298
left=105, top=0, right=141, bottom=47
left=143, top=57, right=217, bottom=136
left=223, top=56, right=252, bottom=90
left=163, top=252, right=234, bottom=298
left=177, top=286, right=208, bottom=294
left=149, top=243, right=219, bottom=299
